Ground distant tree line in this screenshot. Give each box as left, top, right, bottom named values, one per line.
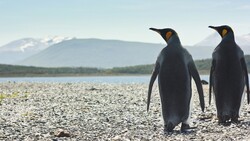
left=0, top=55, right=250, bottom=76
left=0, top=65, right=101, bottom=76
left=106, top=64, right=154, bottom=74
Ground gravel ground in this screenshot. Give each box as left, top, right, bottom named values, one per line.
left=0, top=82, right=250, bottom=141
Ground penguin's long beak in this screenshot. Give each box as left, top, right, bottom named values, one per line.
left=208, top=26, right=218, bottom=31
left=149, top=28, right=161, bottom=34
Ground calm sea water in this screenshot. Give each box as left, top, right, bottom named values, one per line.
left=0, top=75, right=210, bottom=84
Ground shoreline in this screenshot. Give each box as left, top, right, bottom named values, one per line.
left=0, top=71, right=210, bottom=78
left=0, top=74, right=151, bottom=78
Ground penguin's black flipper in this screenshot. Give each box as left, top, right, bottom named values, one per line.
left=241, top=58, right=250, bottom=104
left=209, top=59, right=216, bottom=105
left=147, top=62, right=160, bottom=112
left=188, top=61, right=205, bottom=112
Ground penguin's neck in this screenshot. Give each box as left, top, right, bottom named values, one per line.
left=167, top=35, right=181, bottom=46
left=222, top=32, right=235, bottom=43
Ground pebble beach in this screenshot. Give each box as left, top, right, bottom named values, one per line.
left=0, top=82, right=250, bottom=140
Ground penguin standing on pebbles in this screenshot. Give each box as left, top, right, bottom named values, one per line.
left=147, top=27, right=205, bottom=133
left=209, top=25, right=250, bottom=125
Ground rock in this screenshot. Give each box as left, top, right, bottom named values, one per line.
left=112, top=135, right=130, bottom=141
left=54, top=129, right=70, bottom=137
left=201, top=80, right=208, bottom=85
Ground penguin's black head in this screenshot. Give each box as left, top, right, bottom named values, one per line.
left=208, top=25, right=234, bottom=38
left=149, top=27, right=178, bottom=43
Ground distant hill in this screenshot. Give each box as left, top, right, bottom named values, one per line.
left=18, top=38, right=164, bottom=68
left=17, top=38, right=217, bottom=68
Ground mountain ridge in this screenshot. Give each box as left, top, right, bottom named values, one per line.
left=1, top=32, right=250, bottom=68
left=18, top=38, right=164, bottom=68
left=0, top=36, right=73, bottom=64
left=17, top=37, right=250, bottom=68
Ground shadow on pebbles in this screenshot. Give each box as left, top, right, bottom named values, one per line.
left=0, top=82, right=250, bottom=140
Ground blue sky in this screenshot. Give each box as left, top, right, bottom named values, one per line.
left=0, top=0, right=250, bottom=46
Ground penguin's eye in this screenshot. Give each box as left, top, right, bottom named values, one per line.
left=166, top=31, right=172, bottom=41
left=222, top=29, right=227, bottom=37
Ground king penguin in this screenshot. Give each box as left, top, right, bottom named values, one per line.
left=147, top=27, right=205, bottom=133
left=209, top=25, right=250, bottom=124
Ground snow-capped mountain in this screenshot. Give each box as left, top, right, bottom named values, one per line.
left=0, top=36, right=73, bottom=53
left=194, top=33, right=250, bottom=47
left=0, top=36, right=73, bottom=64
left=193, top=32, right=250, bottom=57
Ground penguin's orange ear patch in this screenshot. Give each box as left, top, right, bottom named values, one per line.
left=166, top=31, right=172, bottom=41
left=222, top=29, right=227, bottom=37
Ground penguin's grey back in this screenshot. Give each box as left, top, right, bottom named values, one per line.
left=158, top=45, right=192, bottom=125
left=213, top=41, right=245, bottom=116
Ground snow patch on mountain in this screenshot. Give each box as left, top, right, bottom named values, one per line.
left=0, top=36, right=74, bottom=53
left=19, top=42, right=35, bottom=52
left=40, top=36, right=74, bottom=45
left=0, top=36, right=74, bottom=64
left=194, top=33, right=250, bottom=47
